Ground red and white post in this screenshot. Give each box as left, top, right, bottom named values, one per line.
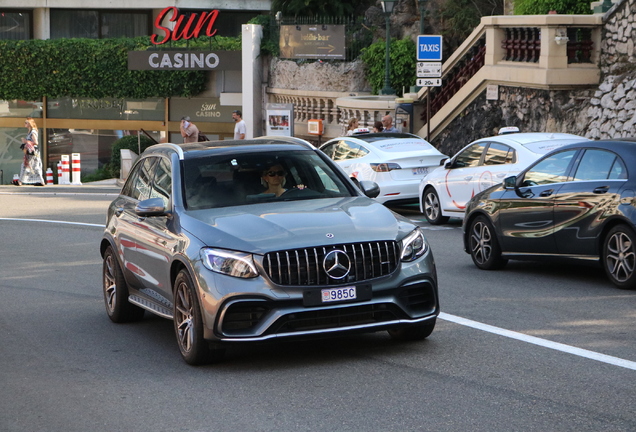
left=71, top=153, right=82, bottom=185
left=57, top=161, right=62, bottom=184
left=46, top=168, right=54, bottom=185
left=60, top=155, right=71, bottom=185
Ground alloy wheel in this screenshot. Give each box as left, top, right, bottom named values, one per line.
left=606, top=231, right=635, bottom=283
left=103, top=254, right=117, bottom=314
left=470, top=220, right=493, bottom=265
left=424, top=191, right=440, bottom=222
left=175, top=280, right=194, bottom=353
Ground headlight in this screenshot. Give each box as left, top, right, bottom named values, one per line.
left=400, top=227, right=429, bottom=262
left=200, top=248, right=259, bottom=278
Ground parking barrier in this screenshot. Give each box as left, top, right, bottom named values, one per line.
left=12, top=174, right=19, bottom=185
left=71, top=153, right=82, bottom=185
left=60, top=155, right=70, bottom=185
left=57, top=161, right=62, bottom=184
left=46, top=168, right=54, bottom=185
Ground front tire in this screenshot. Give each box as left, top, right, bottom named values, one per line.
left=388, top=318, right=436, bottom=341
left=468, top=215, right=508, bottom=270
left=603, top=225, right=636, bottom=290
left=102, top=246, right=144, bottom=323
left=423, top=187, right=449, bottom=225
left=173, top=270, right=225, bottom=365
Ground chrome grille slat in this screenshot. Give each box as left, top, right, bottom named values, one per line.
left=264, top=241, right=399, bottom=286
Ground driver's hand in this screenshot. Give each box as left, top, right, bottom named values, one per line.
left=296, top=184, right=306, bottom=189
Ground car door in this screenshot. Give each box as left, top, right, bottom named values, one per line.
left=112, top=156, right=157, bottom=289
left=553, top=149, right=628, bottom=255
left=497, top=149, right=578, bottom=253
left=439, top=142, right=487, bottom=212
left=131, top=156, right=179, bottom=302
left=476, top=142, right=516, bottom=194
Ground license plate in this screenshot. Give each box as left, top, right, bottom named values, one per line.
left=412, top=167, right=429, bottom=176
left=321, top=286, right=356, bottom=303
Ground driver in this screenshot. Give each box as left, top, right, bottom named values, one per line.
left=260, top=164, right=288, bottom=197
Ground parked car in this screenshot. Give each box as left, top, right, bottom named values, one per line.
left=463, top=139, right=636, bottom=290
left=319, top=132, right=448, bottom=205
left=419, top=130, right=590, bottom=224
left=100, top=138, right=440, bottom=365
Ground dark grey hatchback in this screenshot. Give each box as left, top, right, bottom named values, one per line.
left=463, top=139, right=636, bottom=290
left=100, top=139, right=439, bottom=365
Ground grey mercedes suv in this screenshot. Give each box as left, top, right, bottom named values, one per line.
left=100, top=138, right=439, bottom=365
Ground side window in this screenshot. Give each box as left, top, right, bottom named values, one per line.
left=484, top=143, right=514, bottom=165
left=321, top=143, right=337, bottom=159
left=454, top=143, right=487, bottom=168
left=522, top=150, right=577, bottom=186
left=333, top=140, right=361, bottom=161
left=150, top=158, right=172, bottom=207
left=128, top=157, right=157, bottom=201
left=609, top=157, right=628, bottom=180
left=573, top=149, right=619, bottom=181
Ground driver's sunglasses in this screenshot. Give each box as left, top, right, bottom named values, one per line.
left=267, top=170, right=286, bottom=177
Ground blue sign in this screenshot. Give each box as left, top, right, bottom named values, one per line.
left=417, top=35, right=443, bottom=61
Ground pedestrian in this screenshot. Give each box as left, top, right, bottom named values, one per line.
left=372, top=121, right=384, bottom=133
left=180, top=116, right=199, bottom=143
left=381, top=115, right=399, bottom=133
left=232, top=110, right=246, bottom=140
left=15, top=117, right=44, bottom=186
left=345, top=117, right=359, bottom=136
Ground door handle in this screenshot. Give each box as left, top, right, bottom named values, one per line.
left=464, top=176, right=473, bottom=181
left=496, top=173, right=507, bottom=178
left=593, top=186, right=610, bottom=194
left=539, top=189, right=554, bottom=197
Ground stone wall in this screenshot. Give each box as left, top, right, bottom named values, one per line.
left=268, top=58, right=370, bottom=93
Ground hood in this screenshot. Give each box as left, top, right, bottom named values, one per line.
left=180, top=197, right=415, bottom=254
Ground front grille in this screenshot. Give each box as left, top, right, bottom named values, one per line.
left=263, top=241, right=400, bottom=286
left=269, top=303, right=406, bottom=334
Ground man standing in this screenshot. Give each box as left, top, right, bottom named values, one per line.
left=180, top=116, right=199, bottom=143
left=232, top=110, right=246, bottom=140
left=381, top=115, right=399, bottom=133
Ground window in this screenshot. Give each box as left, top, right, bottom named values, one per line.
left=484, top=143, right=514, bottom=165
left=125, top=157, right=157, bottom=201
left=150, top=158, right=172, bottom=207
left=573, top=149, right=624, bottom=181
left=50, top=10, right=149, bottom=39
left=0, top=11, right=31, bottom=40
left=522, top=150, right=577, bottom=186
left=454, top=143, right=487, bottom=168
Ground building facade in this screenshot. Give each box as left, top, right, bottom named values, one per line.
left=0, top=1, right=269, bottom=182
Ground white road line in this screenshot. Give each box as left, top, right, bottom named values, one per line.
left=440, top=312, right=636, bottom=371
left=0, top=217, right=105, bottom=228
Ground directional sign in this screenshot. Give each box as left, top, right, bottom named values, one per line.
left=416, top=78, right=442, bottom=87
left=417, top=35, right=443, bottom=62
left=417, top=62, right=442, bottom=78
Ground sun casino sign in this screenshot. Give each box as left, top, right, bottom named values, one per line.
left=127, top=7, right=241, bottom=71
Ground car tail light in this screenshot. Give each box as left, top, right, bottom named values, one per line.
left=370, top=163, right=401, bottom=172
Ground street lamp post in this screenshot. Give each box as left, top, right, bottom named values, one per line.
left=418, top=0, right=427, bottom=34
left=380, top=0, right=395, bottom=95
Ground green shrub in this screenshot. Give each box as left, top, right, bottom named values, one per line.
left=361, top=38, right=416, bottom=96
left=514, top=0, right=592, bottom=14
left=109, top=135, right=157, bottom=178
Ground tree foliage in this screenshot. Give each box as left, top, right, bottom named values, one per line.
left=361, top=38, right=416, bottom=96
left=514, top=0, right=592, bottom=14
left=270, top=0, right=373, bottom=17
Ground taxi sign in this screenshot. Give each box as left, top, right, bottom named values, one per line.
left=417, top=35, right=443, bottom=62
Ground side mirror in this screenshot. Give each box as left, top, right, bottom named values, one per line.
left=503, top=175, right=517, bottom=189
left=444, top=160, right=453, bottom=169
left=439, top=157, right=448, bottom=166
left=359, top=180, right=380, bottom=199
left=135, top=197, right=168, bottom=217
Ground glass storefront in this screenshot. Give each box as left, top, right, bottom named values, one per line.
left=47, top=97, right=165, bottom=121
left=0, top=100, right=42, bottom=118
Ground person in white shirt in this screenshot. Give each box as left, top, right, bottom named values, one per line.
left=232, top=110, right=246, bottom=140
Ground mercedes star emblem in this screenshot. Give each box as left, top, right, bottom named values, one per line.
left=323, top=250, right=351, bottom=279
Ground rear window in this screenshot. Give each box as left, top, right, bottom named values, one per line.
left=523, top=140, right=583, bottom=155
left=369, top=140, right=436, bottom=153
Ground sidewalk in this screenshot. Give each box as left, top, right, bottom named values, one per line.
left=0, top=178, right=122, bottom=195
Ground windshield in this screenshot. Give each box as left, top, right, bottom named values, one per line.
left=183, top=150, right=355, bottom=210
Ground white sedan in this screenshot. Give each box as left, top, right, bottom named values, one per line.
left=418, top=131, right=590, bottom=224
left=320, top=133, right=448, bottom=205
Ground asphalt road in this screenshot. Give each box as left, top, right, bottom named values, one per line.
left=1, top=185, right=635, bottom=432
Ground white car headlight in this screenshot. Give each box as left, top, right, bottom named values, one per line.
left=400, top=227, right=429, bottom=262
left=200, top=248, right=259, bottom=278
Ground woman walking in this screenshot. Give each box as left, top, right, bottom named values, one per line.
left=16, top=117, right=45, bottom=186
